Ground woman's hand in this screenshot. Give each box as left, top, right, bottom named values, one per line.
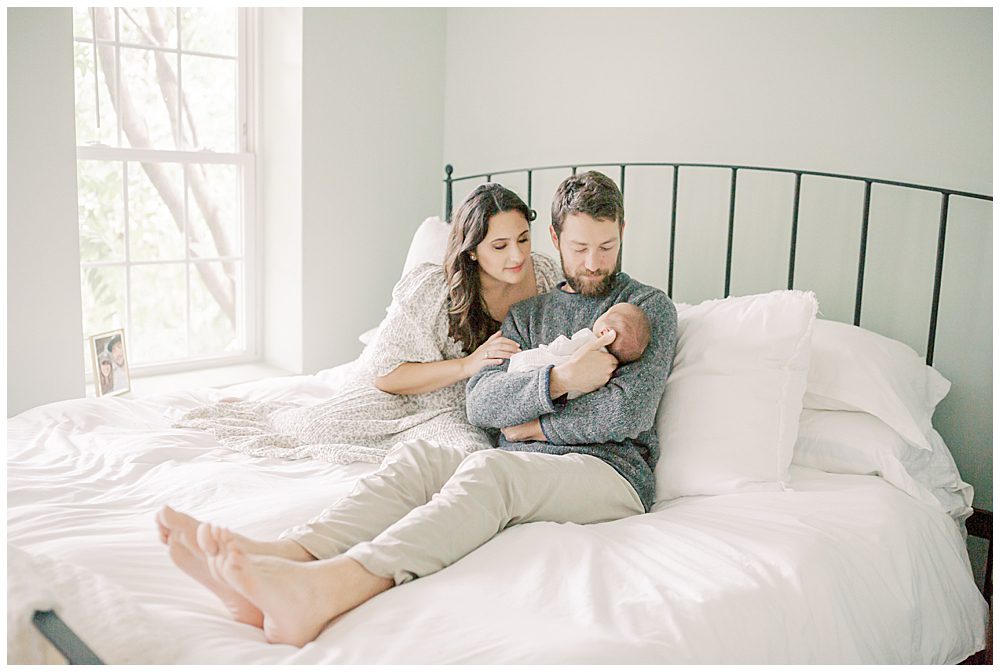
left=462, top=330, right=521, bottom=377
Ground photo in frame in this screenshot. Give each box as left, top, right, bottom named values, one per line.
left=89, top=328, right=131, bottom=397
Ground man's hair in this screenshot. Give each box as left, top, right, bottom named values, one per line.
left=603, top=304, right=651, bottom=364
left=550, top=171, right=624, bottom=237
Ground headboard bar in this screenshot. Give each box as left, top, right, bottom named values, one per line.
left=927, top=193, right=951, bottom=366
left=669, top=167, right=680, bottom=297
left=855, top=180, right=873, bottom=327
left=527, top=170, right=533, bottom=211
left=725, top=167, right=738, bottom=297
left=788, top=172, right=803, bottom=291
left=444, top=162, right=992, bottom=366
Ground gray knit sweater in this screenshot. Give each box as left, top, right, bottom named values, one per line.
left=466, top=273, right=678, bottom=511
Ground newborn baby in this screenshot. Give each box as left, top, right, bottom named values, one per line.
left=507, top=302, right=652, bottom=399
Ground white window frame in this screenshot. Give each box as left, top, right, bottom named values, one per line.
left=75, top=8, right=260, bottom=377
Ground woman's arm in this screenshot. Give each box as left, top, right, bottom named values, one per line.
left=374, top=331, right=521, bottom=396
left=373, top=359, right=470, bottom=395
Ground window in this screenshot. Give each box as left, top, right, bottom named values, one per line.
left=73, top=7, right=257, bottom=376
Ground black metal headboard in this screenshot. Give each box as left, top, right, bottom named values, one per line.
left=443, top=162, right=992, bottom=367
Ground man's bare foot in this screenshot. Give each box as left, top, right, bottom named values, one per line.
left=156, top=506, right=313, bottom=626
left=166, top=530, right=263, bottom=626
left=212, top=543, right=393, bottom=647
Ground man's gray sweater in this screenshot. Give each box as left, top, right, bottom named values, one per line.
left=466, top=273, right=678, bottom=512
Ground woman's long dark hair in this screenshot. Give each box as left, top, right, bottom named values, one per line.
left=443, top=183, right=534, bottom=353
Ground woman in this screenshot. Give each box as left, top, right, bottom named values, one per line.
left=98, top=353, right=114, bottom=395
left=175, top=184, right=563, bottom=463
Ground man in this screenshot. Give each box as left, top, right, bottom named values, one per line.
left=107, top=334, right=129, bottom=392
left=465, top=170, right=676, bottom=514
left=156, top=171, right=677, bottom=647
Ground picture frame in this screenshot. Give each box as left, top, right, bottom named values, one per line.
left=89, top=328, right=131, bottom=397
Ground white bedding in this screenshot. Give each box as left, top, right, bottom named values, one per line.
left=7, top=362, right=988, bottom=664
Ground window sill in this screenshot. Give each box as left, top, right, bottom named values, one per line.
left=104, top=362, right=297, bottom=398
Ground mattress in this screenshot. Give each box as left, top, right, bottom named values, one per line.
left=7, top=362, right=988, bottom=664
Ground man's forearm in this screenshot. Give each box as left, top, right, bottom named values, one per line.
left=466, top=364, right=558, bottom=429
left=540, top=376, right=661, bottom=446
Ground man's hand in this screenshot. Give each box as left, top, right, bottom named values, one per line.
left=501, top=418, right=545, bottom=443
left=549, top=329, right=618, bottom=399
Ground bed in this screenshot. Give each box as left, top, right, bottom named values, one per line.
left=8, top=161, right=992, bottom=664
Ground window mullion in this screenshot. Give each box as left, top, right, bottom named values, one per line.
left=122, top=160, right=131, bottom=340
left=238, top=8, right=247, bottom=152
left=76, top=145, right=250, bottom=165
left=184, top=163, right=192, bottom=359
left=114, top=10, right=122, bottom=146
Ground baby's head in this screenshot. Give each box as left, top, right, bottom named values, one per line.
left=593, top=303, right=651, bottom=364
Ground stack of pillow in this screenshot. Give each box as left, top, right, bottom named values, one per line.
left=652, top=293, right=973, bottom=524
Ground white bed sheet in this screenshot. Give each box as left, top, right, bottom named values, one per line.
left=7, top=363, right=988, bottom=664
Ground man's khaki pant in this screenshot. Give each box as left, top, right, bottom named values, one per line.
left=280, top=439, right=644, bottom=584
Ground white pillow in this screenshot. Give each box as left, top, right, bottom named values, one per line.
left=793, top=409, right=974, bottom=522
left=803, top=320, right=951, bottom=452
left=401, top=216, right=452, bottom=278
left=360, top=216, right=452, bottom=345
left=654, top=289, right=818, bottom=501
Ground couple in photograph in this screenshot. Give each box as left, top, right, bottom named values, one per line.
left=98, top=334, right=129, bottom=395
left=160, top=170, right=678, bottom=646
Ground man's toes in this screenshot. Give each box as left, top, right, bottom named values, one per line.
left=215, top=526, right=238, bottom=552
left=197, top=522, right=220, bottom=556
left=175, top=529, right=194, bottom=553
left=206, top=549, right=226, bottom=583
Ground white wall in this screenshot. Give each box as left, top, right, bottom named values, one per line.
left=7, top=8, right=86, bottom=416
left=299, top=8, right=446, bottom=374
left=256, top=8, right=446, bottom=375
left=259, top=8, right=304, bottom=374
left=442, top=8, right=992, bottom=508
left=444, top=8, right=990, bottom=191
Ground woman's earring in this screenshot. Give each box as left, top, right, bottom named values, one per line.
left=470, top=253, right=477, bottom=261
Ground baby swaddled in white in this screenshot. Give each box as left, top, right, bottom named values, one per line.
left=507, top=302, right=652, bottom=399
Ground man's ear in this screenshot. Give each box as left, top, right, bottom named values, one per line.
left=549, top=224, right=559, bottom=250
left=619, top=219, right=626, bottom=236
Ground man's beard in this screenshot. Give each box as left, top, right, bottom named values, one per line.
left=562, top=265, right=618, bottom=296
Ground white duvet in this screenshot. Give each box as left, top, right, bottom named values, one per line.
left=7, top=363, right=988, bottom=664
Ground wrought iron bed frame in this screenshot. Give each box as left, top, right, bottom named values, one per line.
left=445, top=160, right=992, bottom=663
